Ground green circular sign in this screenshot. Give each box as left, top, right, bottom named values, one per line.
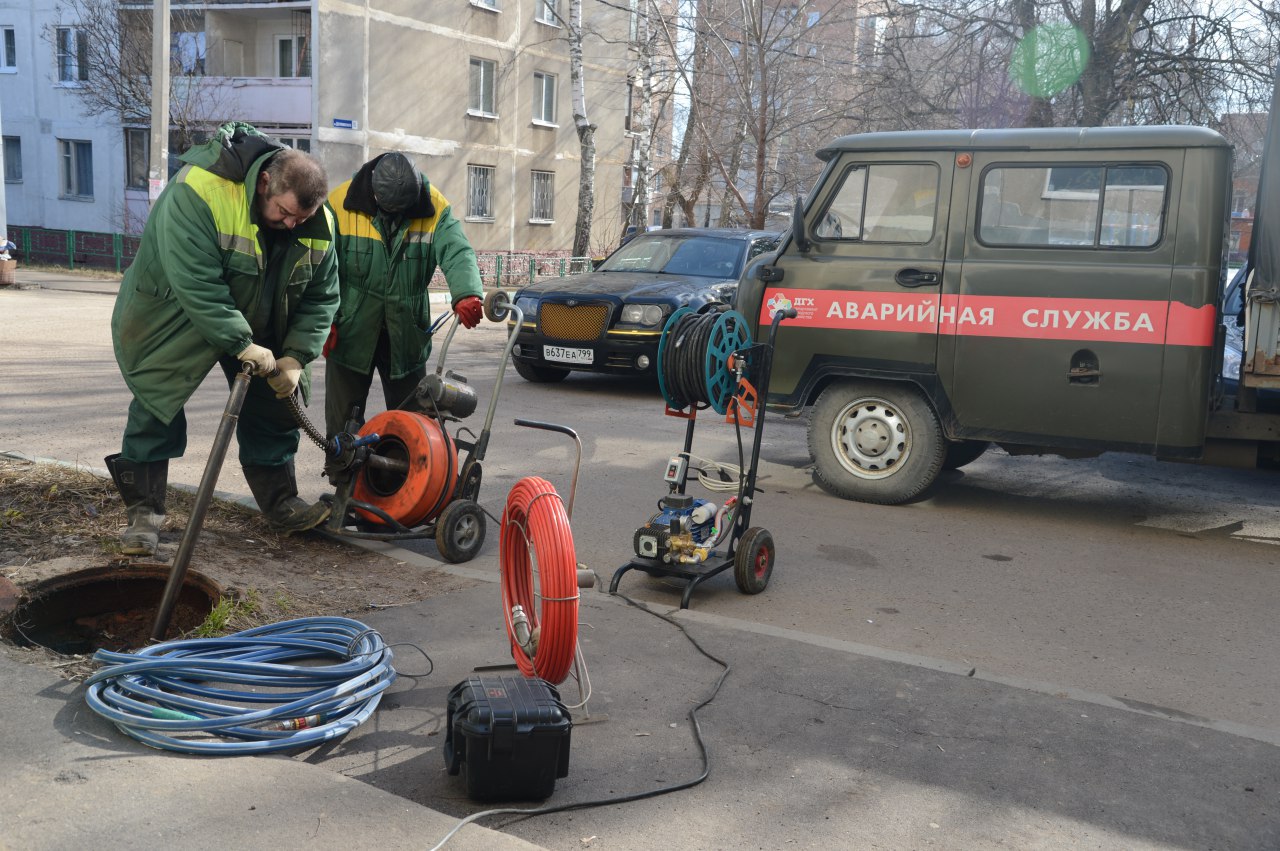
left=1010, top=23, right=1090, bottom=99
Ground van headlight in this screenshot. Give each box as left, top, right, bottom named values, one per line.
left=620, top=304, right=665, bottom=326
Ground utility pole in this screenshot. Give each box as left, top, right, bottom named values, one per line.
left=148, top=0, right=170, bottom=205
left=0, top=93, right=8, bottom=238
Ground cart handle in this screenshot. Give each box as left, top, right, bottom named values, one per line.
left=514, top=419, right=582, bottom=521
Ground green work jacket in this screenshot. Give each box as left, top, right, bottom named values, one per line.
left=111, top=123, right=339, bottom=424
left=326, top=160, right=483, bottom=380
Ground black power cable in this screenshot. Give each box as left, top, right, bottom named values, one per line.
left=426, top=591, right=731, bottom=851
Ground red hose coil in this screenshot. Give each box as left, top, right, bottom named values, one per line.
left=500, top=476, right=579, bottom=684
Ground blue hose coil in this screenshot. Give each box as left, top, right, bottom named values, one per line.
left=84, top=617, right=397, bottom=755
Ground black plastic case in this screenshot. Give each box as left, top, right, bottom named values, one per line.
left=444, top=675, right=573, bottom=800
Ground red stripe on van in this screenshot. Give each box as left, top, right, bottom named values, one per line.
left=760, top=289, right=1216, bottom=347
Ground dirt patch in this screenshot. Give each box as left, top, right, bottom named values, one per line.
left=0, top=456, right=474, bottom=676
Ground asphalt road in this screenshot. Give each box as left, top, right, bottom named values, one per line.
left=3, top=271, right=1279, bottom=849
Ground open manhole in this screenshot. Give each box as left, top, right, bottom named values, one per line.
left=2, top=565, right=222, bottom=655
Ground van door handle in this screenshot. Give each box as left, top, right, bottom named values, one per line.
left=895, top=268, right=940, bottom=287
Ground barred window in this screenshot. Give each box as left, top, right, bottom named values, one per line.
left=532, top=72, right=556, bottom=124
left=468, top=164, right=495, bottom=219
left=469, top=58, right=497, bottom=116
left=531, top=170, right=554, bottom=222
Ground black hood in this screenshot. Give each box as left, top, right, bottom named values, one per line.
left=180, top=121, right=283, bottom=183
left=344, top=153, right=436, bottom=219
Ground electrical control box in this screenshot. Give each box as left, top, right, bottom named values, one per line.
left=663, top=454, right=688, bottom=484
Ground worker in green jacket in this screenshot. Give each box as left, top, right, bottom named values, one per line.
left=106, top=122, right=339, bottom=557
left=323, top=152, right=484, bottom=437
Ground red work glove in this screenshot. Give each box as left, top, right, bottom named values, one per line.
left=454, top=296, right=483, bottom=329
left=322, top=324, right=338, bottom=358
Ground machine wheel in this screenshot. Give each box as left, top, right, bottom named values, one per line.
left=484, top=289, right=511, bottom=322
left=808, top=380, right=945, bottom=505
left=734, top=527, right=774, bottom=594
left=943, top=440, right=989, bottom=471
left=435, top=499, right=487, bottom=564
left=514, top=359, right=570, bottom=383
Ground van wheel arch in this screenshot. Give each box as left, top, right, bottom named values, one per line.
left=807, top=379, right=946, bottom=505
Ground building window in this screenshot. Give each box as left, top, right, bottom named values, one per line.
left=531, top=170, right=554, bottom=222
left=2, top=26, right=16, bottom=70
left=469, top=58, right=497, bottom=117
left=472, top=0, right=499, bottom=9
left=468, top=164, right=495, bottom=219
left=56, top=26, right=88, bottom=83
left=533, top=72, right=556, bottom=124
left=124, top=128, right=147, bottom=189
left=276, top=34, right=310, bottom=78
left=3, top=136, right=21, bottom=182
left=535, top=0, right=558, bottom=25
left=277, top=136, right=311, bottom=153
left=58, top=138, right=93, bottom=199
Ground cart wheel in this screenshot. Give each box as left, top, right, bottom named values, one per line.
left=436, top=499, right=487, bottom=563
left=734, top=527, right=774, bottom=594
left=484, top=289, right=511, bottom=322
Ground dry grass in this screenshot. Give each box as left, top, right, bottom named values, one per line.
left=0, top=456, right=473, bottom=675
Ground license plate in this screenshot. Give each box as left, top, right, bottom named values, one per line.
left=543, top=345, right=594, bottom=365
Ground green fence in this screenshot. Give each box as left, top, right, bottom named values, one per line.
left=6, top=225, right=592, bottom=285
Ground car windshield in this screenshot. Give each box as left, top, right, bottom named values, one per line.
left=600, top=235, right=745, bottom=278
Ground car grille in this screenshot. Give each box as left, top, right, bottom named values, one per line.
left=540, top=303, right=610, bottom=341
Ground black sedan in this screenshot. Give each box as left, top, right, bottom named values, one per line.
left=506, top=228, right=781, bottom=381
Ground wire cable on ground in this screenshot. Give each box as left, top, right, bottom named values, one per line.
left=84, top=617, right=396, bottom=755
left=427, top=591, right=731, bottom=851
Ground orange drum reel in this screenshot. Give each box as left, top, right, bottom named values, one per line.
left=352, top=410, right=458, bottom=527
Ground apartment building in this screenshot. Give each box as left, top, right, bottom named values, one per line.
left=0, top=0, right=635, bottom=255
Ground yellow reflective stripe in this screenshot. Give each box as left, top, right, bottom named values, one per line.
left=180, top=166, right=262, bottom=269
left=329, top=182, right=384, bottom=244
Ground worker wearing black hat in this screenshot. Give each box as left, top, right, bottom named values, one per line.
left=323, top=152, right=485, bottom=438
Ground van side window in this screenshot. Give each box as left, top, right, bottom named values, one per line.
left=979, top=164, right=1167, bottom=249
left=814, top=163, right=938, bottom=243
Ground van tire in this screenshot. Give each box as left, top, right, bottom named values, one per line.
left=943, top=440, right=989, bottom=471
left=808, top=381, right=945, bottom=505
left=513, top=360, right=570, bottom=383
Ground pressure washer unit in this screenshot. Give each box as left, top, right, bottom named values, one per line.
left=610, top=304, right=795, bottom=608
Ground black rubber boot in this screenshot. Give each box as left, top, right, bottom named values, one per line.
left=243, top=461, right=331, bottom=533
left=104, top=454, right=168, bottom=557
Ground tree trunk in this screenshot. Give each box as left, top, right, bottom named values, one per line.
left=569, top=0, right=595, bottom=258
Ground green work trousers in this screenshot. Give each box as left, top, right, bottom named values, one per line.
left=120, top=357, right=302, bottom=467
left=325, top=328, right=424, bottom=436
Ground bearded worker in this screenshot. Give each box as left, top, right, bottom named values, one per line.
left=106, top=122, right=338, bottom=556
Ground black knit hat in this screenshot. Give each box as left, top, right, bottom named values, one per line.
left=371, top=152, right=420, bottom=214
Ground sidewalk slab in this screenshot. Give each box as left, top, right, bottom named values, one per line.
left=0, top=644, right=543, bottom=851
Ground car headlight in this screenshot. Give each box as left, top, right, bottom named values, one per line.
left=514, top=296, right=539, bottom=319
left=620, top=304, right=666, bottom=326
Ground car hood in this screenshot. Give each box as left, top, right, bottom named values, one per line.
left=518, top=271, right=734, bottom=301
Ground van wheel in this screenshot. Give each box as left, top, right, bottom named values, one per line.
left=943, top=440, right=989, bottom=471
left=513, top=360, right=570, bottom=383
left=808, top=381, right=945, bottom=504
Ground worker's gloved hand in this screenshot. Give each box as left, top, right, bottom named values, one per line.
left=454, top=296, right=483, bottom=329
left=322, top=324, right=338, bottom=358
left=268, top=356, right=303, bottom=399
left=237, top=343, right=277, bottom=376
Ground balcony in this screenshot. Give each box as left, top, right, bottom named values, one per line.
left=172, top=76, right=312, bottom=127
